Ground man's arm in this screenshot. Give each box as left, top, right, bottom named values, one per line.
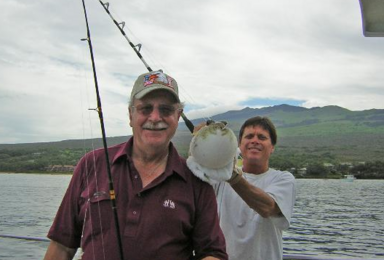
left=230, top=177, right=281, bottom=218
left=43, top=240, right=77, bottom=260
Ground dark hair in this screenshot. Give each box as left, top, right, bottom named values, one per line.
left=238, top=116, right=277, bottom=145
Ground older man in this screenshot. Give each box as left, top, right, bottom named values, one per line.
left=44, top=70, right=227, bottom=260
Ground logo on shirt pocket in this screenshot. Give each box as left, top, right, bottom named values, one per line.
left=163, top=199, right=176, bottom=209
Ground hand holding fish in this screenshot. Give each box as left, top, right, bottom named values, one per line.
left=187, top=121, right=241, bottom=184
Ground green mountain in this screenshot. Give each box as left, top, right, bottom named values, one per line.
left=181, top=104, right=384, bottom=137
left=175, top=104, right=384, bottom=161
left=1, top=104, right=384, bottom=175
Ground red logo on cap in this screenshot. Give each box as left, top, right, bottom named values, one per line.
left=143, top=72, right=174, bottom=89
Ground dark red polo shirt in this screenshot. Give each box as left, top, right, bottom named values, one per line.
left=48, top=138, right=227, bottom=260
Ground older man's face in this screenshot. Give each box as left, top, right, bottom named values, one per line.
left=129, top=90, right=181, bottom=151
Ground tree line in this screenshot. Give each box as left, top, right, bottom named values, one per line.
left=0, top=148, right=84, bottom=173
left=270, top=152, right=384, bottom=179
left=1, top=147, right=384, bottom=179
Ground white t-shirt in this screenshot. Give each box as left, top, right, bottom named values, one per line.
left=213, top=168, right=296, bottom=260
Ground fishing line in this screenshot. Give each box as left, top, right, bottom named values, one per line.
left=66, top=18, right=109, bottom=260
left=100, top=4, right=191, bottom=103
left=97, top=0, right=199, bottom=132
left=78, top=49, right=95, bottom=260
left=81, top=51, right=108, bottom=260
left=80, top=0, right=124, bottom=259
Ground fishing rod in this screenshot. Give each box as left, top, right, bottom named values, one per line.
left=80, top=0, right=124, bottom=259
left=98, top=0, right=195, bottom=133
left=0, top=234, right=50, bottom=242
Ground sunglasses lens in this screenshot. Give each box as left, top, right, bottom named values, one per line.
left=134, top=104, right=177, bottom=117
left=158, top=105, right=176, bottom=117
left=138, top=105, right=154, bottom=116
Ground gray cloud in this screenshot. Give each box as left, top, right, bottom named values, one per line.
left=1, top=0, right=383, bottom=143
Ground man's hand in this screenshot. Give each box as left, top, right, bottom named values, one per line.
left=186, top=156, right=234, bottom=184
left=188, top=119, right=240, bottom=184
left=187, top=154, right=243, bottom=185
left=193, top=121, right=208, bottom=135
left=227, top=166, right=243, bottom=185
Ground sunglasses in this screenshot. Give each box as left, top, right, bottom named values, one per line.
left=132, top=104, right=181, bottom=117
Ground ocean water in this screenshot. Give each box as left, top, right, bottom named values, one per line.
left=284, top=179, right=384, bottom=259
left=0, top=174, right=70, bottom=259
left=0, top=174, right=383, bottom=259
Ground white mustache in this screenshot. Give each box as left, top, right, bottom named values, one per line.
left=143, top=122, right=168, bottom=130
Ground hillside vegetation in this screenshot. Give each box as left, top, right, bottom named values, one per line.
left=1, top=105, right=384, bottom=178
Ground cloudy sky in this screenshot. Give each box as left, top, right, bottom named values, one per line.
left=1, top=0, right=383, bottom=144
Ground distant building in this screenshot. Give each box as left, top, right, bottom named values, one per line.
left=297, top=168, right=307, bottom=176
left=357, top=161, right=366, bottom=165
left=323, top=163, right=335, bottom=168
left=340, top=162, right=353, bottom=166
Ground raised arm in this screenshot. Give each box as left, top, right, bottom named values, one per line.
left=230, top=177, right=281, bottom=218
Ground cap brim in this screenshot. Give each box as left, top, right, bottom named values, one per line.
left=135, top=85, right=180, bottom=102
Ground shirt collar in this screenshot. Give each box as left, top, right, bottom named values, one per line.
left=111, top=137, right=187, bottom=182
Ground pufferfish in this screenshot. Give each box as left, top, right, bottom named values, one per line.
left=189, top=121, right=238, bottom=169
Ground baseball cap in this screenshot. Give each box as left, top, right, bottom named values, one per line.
left=130, top=70, right=180, bottom=103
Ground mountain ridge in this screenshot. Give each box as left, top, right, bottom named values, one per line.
left=2, top=104, right=384, bottom=147
left=180, top=104, right=384, bottom=135
left=1, top=104, right=383, bottom=174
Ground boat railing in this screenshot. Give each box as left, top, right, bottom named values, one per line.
left=1, top=234, right=383, bottom=260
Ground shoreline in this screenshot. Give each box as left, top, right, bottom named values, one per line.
left=1, top=172, right=383, bottom=180
left=0, top=172, right=72, bottom=175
